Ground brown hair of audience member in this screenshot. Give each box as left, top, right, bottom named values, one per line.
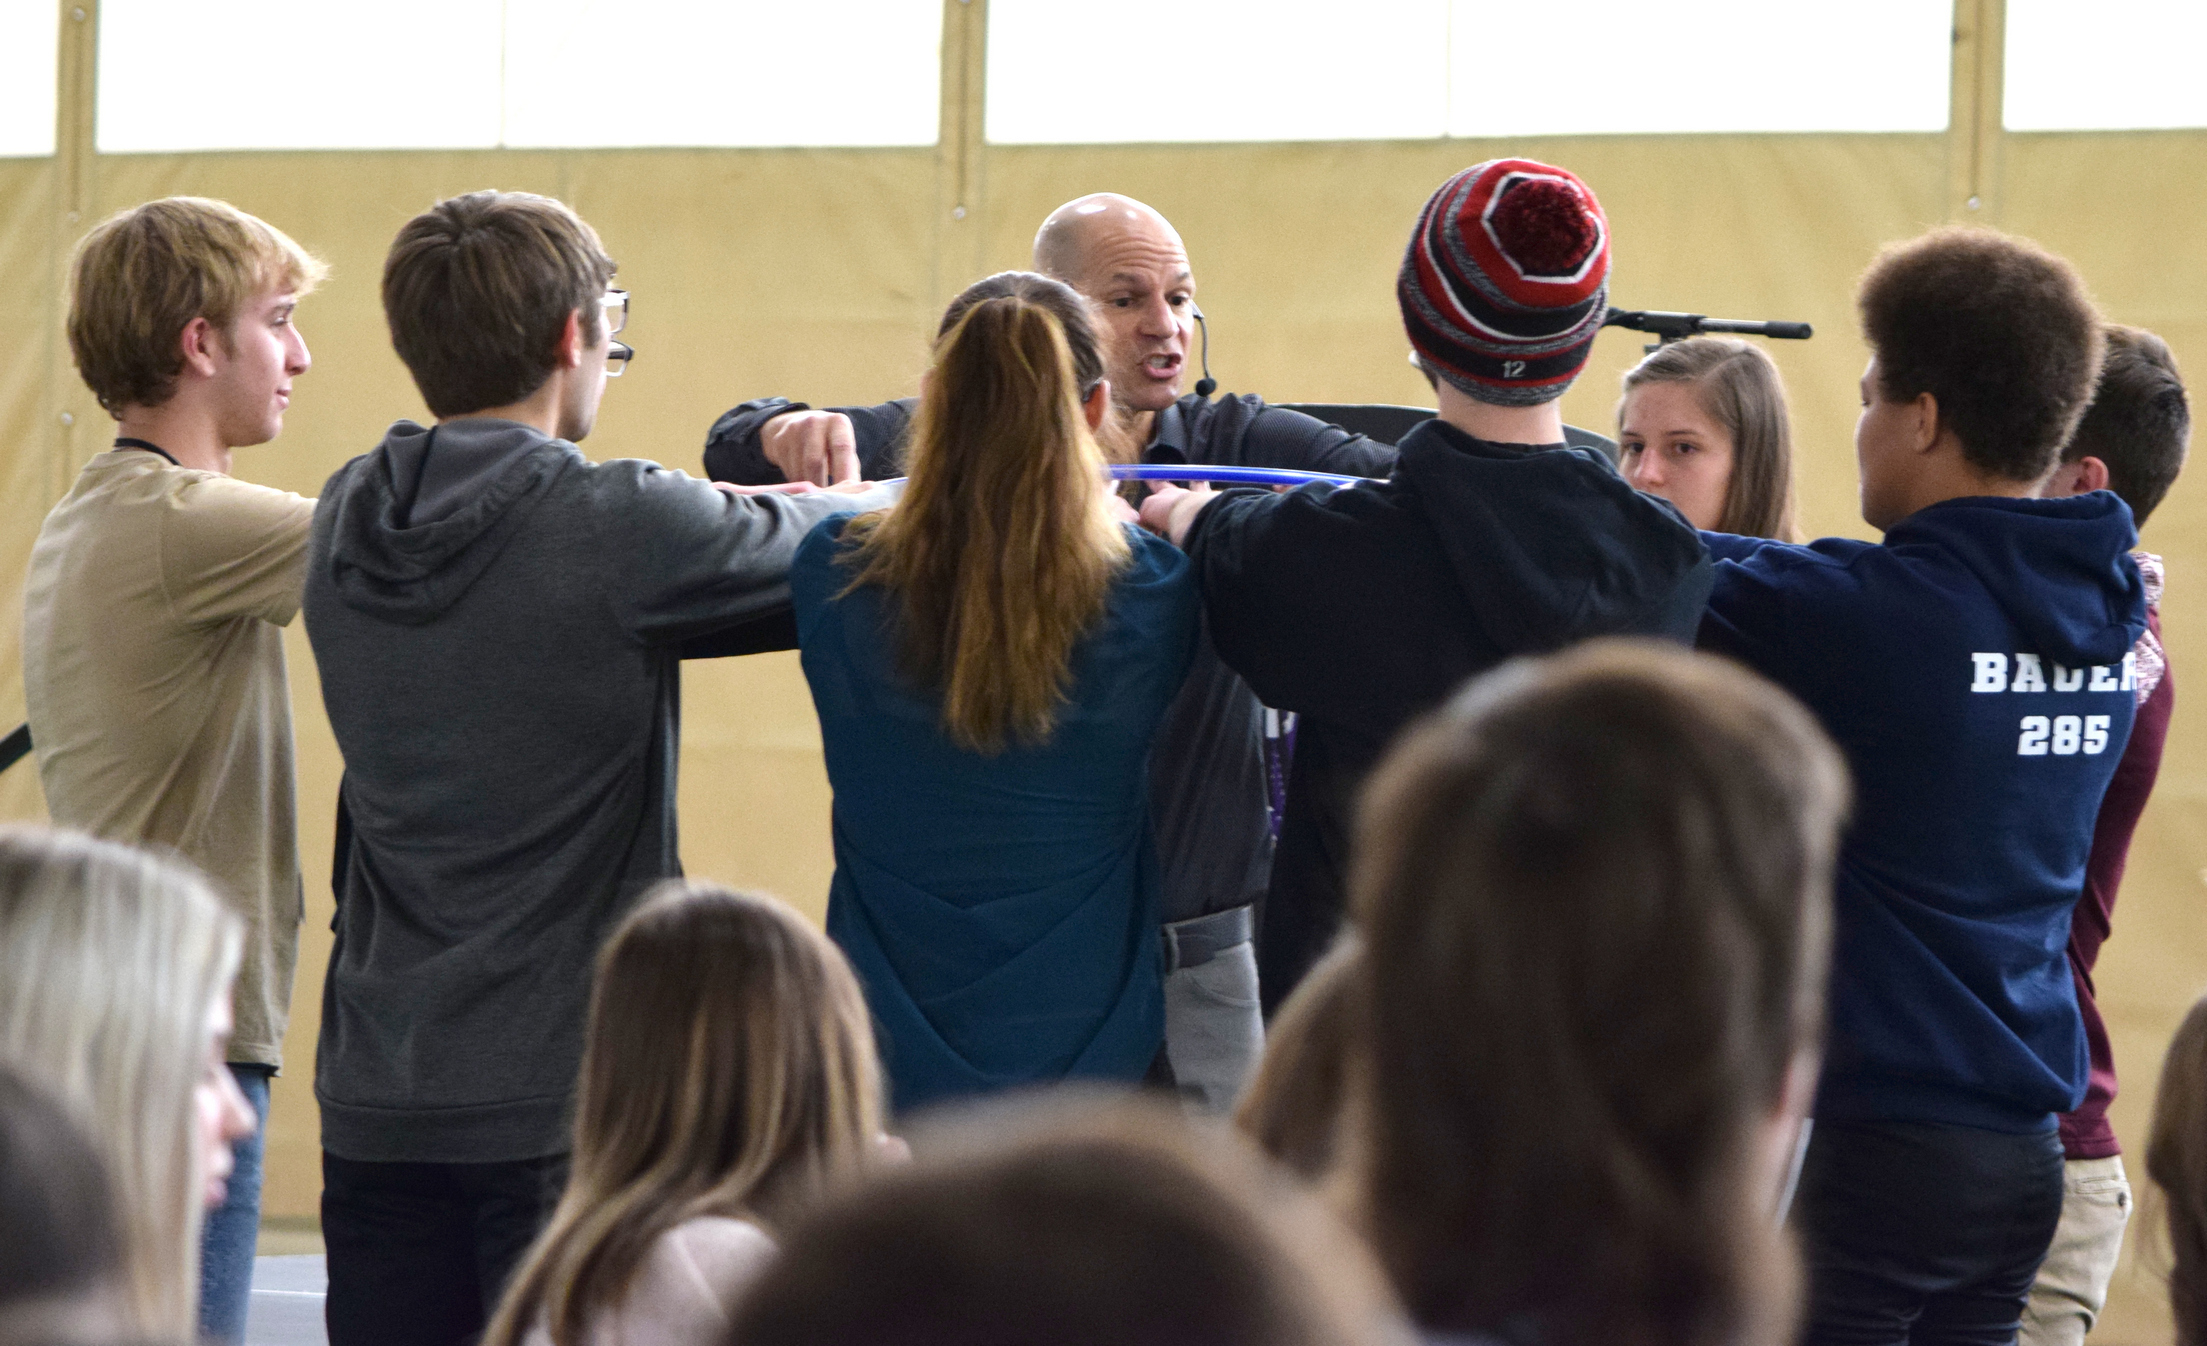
left=2147, top=994, right=2207, bottom=1346
left=381, top=190, right=617, bottom=419
left=67, top=196, right=326, bottom=415
left=840, top=271, right=1129, bottom=753
left=0, top=1065, right=126, bottom=1343
left=2064, top=324, right=2191, bottom=527
left=0, top=827, right=242, bottom=1340
left=1350, top=640, right=1848, bottom=1346
left=483, top=882, right=884, bottom=1346
left=726, top=1098, right=1416, bottom=1346
left=1857, top=226, right=2103, bottom=483
left=1235, top=936, right=1360, bottom=1181
left=1619, top=337, right=1800, bottom=540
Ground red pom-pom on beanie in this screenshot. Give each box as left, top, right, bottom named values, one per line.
left=1487, top=179, right=1599, bottom=278
left=1397, top=158, right=1610, bottom=406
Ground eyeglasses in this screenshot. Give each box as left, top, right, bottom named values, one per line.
left=600, top=288, right=633, bottom=377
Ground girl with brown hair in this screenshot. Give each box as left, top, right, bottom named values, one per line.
left=790, top=270, right=1198, bottom=1112
left=483, top=881, right=886, bottom=1346
left=1618, top=336, right=1800, bottom=539
left=1348, top=641, right=1849, bottom=1346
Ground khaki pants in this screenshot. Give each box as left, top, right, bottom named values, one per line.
left=1160, top=914, right=1264, bottom=1114
left=2020, top=1156, right=2132, bottom=1346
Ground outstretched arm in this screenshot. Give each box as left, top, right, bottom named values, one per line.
left=703, top=397, right=916, bottom=486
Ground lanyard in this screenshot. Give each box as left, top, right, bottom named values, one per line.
left=113, top=437, right=179, bottom=465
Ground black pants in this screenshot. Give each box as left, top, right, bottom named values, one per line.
left=322, top=1150, right=568, bottom=1346
left=1794, top=1119, right=2065, bottom=1346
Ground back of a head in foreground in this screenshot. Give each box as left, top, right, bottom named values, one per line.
left=2063, top=324, right=2190, bottom=528
left=0, top=1064, right=124, bottom=1344
left=2148, top=993, right=2207, bottom=1346
left=0, top=827, right=242, bottom=1340
left=1351, top=640, right=1849, bottom=1346
left=728, top=1099, right=1415, bottom=1346
left=483, top=881, right=883, bottom=1346
left=67, top=196, right=326, bottom=417
left=1858, top=226, right=2103, bottom=483
left=382, top=189, right=617, bottom=419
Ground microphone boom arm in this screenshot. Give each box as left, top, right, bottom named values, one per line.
left=1604, top=307, right=1812, bottom=352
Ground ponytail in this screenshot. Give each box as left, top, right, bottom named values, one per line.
left=843, top=276, right=1128, bottom=753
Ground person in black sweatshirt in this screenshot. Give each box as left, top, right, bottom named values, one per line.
left=1695, top=228, right=2146, bottom=1346
left=1142, top=159, right=1712, bottom=1012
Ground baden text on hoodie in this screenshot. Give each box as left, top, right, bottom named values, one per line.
left=1699, top=492, right=2148, bottom=1132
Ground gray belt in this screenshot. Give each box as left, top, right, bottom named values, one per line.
left=1160, top=904, right=1254, bottom=972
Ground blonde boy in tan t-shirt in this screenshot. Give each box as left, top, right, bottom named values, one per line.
left=22, top=197, right=326, bottom=1344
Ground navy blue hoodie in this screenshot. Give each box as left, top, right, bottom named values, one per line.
left=1184, top=418, right=1713, bottom=1011
left=1699, top=492, right=2147, bottom=1132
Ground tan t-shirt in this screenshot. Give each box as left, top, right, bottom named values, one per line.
left=22, top=449, right=313, bottom=1068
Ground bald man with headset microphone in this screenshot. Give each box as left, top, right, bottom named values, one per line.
left=706, top=195, right=1426, bottom=1109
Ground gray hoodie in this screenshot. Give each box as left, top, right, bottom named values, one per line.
left=305, top=417, right=887, bottom=1164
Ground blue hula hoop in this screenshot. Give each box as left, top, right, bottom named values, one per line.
left=875, top=464, right=1366, bottom=490
left=1108, top=463, right=1364, bottom=488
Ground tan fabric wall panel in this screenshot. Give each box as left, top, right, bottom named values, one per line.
left=0, top=131, right=2198, bottom=1346
left=0, top=159, right=59, bottom=827
left=2002, top=130, right=2207, bottom=1346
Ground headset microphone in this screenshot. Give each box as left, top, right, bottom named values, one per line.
left=1191, top=307, right=1217, bottom=398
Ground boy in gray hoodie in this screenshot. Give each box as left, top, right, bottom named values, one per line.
left=303, top=190, right=888, bottom=1346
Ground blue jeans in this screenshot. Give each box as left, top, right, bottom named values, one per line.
left=199, top=1064, right=273, bottom=1344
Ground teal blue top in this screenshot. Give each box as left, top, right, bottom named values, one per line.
left=792, top=515, right=1198, bottom=1113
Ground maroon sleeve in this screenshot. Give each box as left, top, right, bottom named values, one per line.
left=2060, top=609, right=2171, bottom=1158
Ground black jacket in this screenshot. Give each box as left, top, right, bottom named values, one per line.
left=703, top=391, right=1401, bottom=485
left=1183, top=418, right=1713, bottom=1011
left=703, top=392, right=1395, bottom=927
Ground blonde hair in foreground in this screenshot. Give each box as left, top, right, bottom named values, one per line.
left=0, top=825, right=243, bottom=1339
left=841, top=281, right=1129, bottom=753
left=68, top=195, right=327, bottom=415
left=483, top=882, right=885, bottom=1346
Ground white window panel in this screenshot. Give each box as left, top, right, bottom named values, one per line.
left=1450, top=0, right=1951, bottom=136
left=0, top=0, right=60, bottom=157
left=98, top=0, right=503, bottom=152
left=989, top=0, right=1948, bottom=145
left=2006, top=0, right=2207, bottom=130
left=986, top=0, right=1451, bottom=145
left=503, top=0, right=939, bottom=148
left=97, top=1, right=937, bottom=153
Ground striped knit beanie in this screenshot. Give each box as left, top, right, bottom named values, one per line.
left=1399, top=158, right=1610, bottom=406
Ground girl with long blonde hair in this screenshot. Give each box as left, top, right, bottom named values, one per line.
left=0, top=825, right=256, bottom=1340
left=790, top=270, right=1198, bottom=1111
left=483, top=881, right=885, bottom=1346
